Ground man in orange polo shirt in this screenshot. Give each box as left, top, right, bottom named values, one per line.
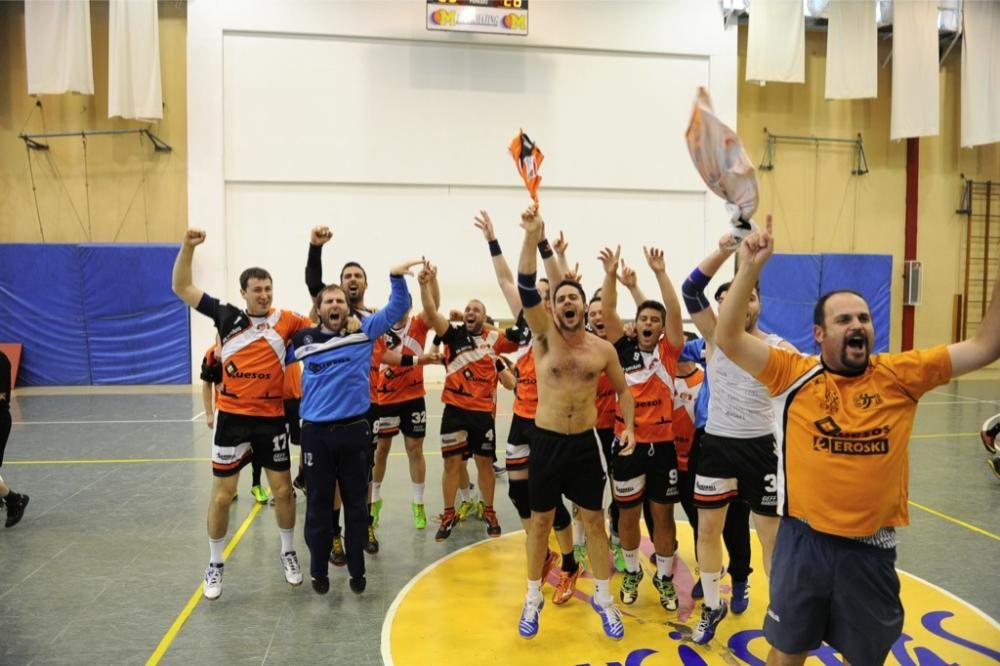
left=714, top=217, right=1000, bottom=665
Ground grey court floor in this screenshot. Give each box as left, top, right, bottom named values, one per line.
left=0, top=377, right=998, bottom=665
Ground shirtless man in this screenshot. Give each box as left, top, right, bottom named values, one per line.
left=515, top=205, right=635, bottom=641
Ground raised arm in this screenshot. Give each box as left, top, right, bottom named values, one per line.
left=598, top=246, right=626, bottom=342
left=551, top=230, right=573, bottom=282
left=419, top=261, right=450, bottom=336
left=474, top=211, right=521, bottom=317
left=517, top=205, right=553, bottom=337
left=948, top=252, right=1000, bottom=376
left=644, top=246, right=685, bottom=349
left=538, top=231, right=564, bottom=290
left=603, top=341, right=636, bottom=455
left=617, top=259, right=647, bottom=307
left=683, top=233, right=737, bottom=344
left=715, top=216, right=775, bottom=377
left=363, top=260, right=422, bottom=339
left=305, top=226, right=332, bottom=298
left=172, top=229, right=207, bottom=308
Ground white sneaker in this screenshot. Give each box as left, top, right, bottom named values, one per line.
left=203, top=563, right=224, bottom=600
left=281, top=551, right=303, bottom=586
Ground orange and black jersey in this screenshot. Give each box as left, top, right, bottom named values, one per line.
left=196, top=294, right=310, bottom=418
left=671, top=366, right=704, bottom=472
left=441, top=324, right=519, bottom=414
left=613, top=335, right=681, bottom=443
left=595, top=372, right=617, bottom=430
left=504, top=312, right=538, bottom=419
left=759, top=345, right=951, bottom=537
left=376, top=314, right=431, bottom=405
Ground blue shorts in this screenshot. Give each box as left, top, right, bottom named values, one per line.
left=764, top=517, right=903, bottom=665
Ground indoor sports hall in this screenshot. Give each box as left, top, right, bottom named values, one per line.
left=0, top=2, right=998, bottom=665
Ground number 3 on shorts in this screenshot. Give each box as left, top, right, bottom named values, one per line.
left=764, top=473, right=777, bottom=493
left=411, top=411, right=427, bottom=425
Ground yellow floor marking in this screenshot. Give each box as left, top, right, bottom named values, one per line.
left=908, top=500, right=1000, bottom=542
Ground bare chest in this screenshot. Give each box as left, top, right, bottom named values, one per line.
left=539, top=348, right=602, bottom=385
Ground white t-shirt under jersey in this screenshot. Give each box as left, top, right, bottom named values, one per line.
left=705, top=333, right=784, bottom=438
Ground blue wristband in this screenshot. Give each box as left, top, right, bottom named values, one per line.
left=682, top=267, right=712, bottom=314
left=517, top=272, right=542, bottom=308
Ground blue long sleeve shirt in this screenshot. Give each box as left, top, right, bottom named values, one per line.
left=680, top=338, right=709, bottom=429
left=289, top=275, right=409, bottom=422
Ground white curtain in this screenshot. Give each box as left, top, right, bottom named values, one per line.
left=890, top=0, right=939, bottom=140
left=108, top=0, right=163, bottom=121
left=825, top=0, right=877, bottom=99
left=961, top=0, right=1000, bottom=148
left=746, top=0, right=805, bottom=84
left=24, top=0, right=94, bottom=95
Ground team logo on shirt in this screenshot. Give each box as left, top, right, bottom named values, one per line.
left=854, top=392, right=884, bottom=409
left=812, top=424, right=891, bottom=456
left=814, top=416, right=842, bottom=435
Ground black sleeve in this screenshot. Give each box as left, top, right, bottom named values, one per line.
left=0, top=350, right=10, bottom=403
left=199, top=354, right=222, bottom=385
left=305, top=244, right=326, bottom=298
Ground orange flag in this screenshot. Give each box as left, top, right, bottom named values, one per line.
left=509, top=130, right=544, bottom=204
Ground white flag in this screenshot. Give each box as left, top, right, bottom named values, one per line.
left=24, top=0, right=95, bottom=95
left=108, top=0, right=163, bottom=121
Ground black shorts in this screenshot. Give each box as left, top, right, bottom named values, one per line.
left=365, top=404, right=380, bottom=447
left=529, top=427, right=607, bottom=513
left=611, top=441, right=680, bottom=507
left=374, top=397, right=427, bottom=439
left=765, top=518, right=903, bottom=665
left=693, top=432, right=778, bottom=515
left=595, top=427, right=615, bottom=473
left=440, top=404, right=497, bottom=461
left=505, top=414, right=535, bottom=472
left=283, top=399, right=301, bottom=445
left=212, top=410, right=290, bottom=478
left=0, top=409, right=11, bottom=467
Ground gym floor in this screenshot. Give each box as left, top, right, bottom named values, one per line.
left=0, top=374, right=998, bottom=665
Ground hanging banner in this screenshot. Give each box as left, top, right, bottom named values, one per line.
left=427, top=0, right=528, bottom=36
left=508, top=130, right=543, bottom=204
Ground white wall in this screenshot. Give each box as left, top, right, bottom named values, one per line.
left=188, top=0, right=738, bottom=375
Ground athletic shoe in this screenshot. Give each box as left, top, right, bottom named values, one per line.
left=552, top=563, right=583, bottom=605
left=456, top=499, right=477, bottom=521
left=541, top=550, right=560, bottom=584
left=652, top=574, right=679, bottom=611
left=4, top=493, right=29, bottom=528
left=731, top=580, right=750, bottom=614
left=475, top=499, right=486, bottom=521
left=330, top=535, right=347, bottom=566
left=349, top=576, right=366, bottom=594
left=518, top=596, right=544, bottom=639
left=492, top=463, right=506, bottom=476
left=590, top=597, right=625, bottom=640
left=483, top=507, right=501, bottom=537
left=203, top=563, right=224, bottom=600
left=292, top=473, right=307, bottom=493
left=411, top=502, right=427, bottom=529
left=311, top=576, right=330, bottom=595
left=690, top=601, right=729, bottom=645
left=691, top=577, right=704, bottom=599
left=611, top=543, right=626, bottom=573
left=619, top=567, right=644, bottom=605
left=573, top=544, right=588, bottom=567
left=435, top=510, right=459, bottom=542
left=988, top=457, right=1000, bottom=481
left=365, top=524, right=380, bottom=554
left=281, top=551, right=303, bottom=586
left=251, top=485, right=271, bottom=504
left=370, top=497, right=384, bottom=527
left=981, top=414, right=1000, bottom=454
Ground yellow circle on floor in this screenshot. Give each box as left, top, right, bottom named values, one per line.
left=382, top=529, right=1000, bottom=665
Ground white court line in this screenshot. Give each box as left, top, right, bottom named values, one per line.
left=189, top=411, right=205, bottom=422
left=928, top=390, right=1000, bottom=406
left=0, top=542, right=75, bottom=602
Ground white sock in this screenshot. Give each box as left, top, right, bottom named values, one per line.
left=279, top=528, right=295, bottom=554
left=571, top=518, right=585, bottom=546
left=610, top=531, right=621, bottom=546
left=526, top=578, right=543, bottom=602
left=656, top=554, right=674, bottom=578
left=702, top=569, right=723, bottom=610
left=458, top=485, right=471, bottom=502
left=593, top=578, right=612, bottom=607
left=372, top=482, right=382, bottom=503
left=209, top=538, right=225, bottom=564
left=623, top=548, right=639, bottom=573
left=413, top=483, right=425, bottom=504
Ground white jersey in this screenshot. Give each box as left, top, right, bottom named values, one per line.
left=705, top=333, right=784, bottom=438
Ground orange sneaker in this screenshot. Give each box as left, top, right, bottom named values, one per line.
left=552, top=563, right=583, bottom=605
left=541, top=550, right=560, bottom=585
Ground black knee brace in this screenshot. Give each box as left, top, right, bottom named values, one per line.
left=553, top=501, right=572, bottom=532
left=508, top=479, right=531, bottom=519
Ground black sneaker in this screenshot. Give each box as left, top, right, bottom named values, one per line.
left=435, top=510, right=459, bottom=542
left=349, top=576, right=366, bottom=594
left=311, top=576, right=330, bottom=595
left=293, top=473, right=307, bottom=493
left=365, top=524, right=380, bottom=554
left=4, top=493, right=29, bottom=528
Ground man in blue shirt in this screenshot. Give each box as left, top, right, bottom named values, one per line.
left=288, top=259, right=420, bottom=595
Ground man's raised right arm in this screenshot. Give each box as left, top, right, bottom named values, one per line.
left=172, top=229, right=207, bottom=308
left=516, top=205, right=552, bottom=337
left=682, top=232, right=737, bottom=344
left=305, top=225, right=332, bottom=298
left=474, top=211, right=521, bottom=317
left=419, top=261, right=450, bottom=336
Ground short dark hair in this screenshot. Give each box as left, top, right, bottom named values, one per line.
left=340, top=262, right=367, bottom=281
left=239, top=267, right=272, bottom=291
left=813, top=289, right=867, bottom=327
left=317, top=283, right=346, bottom=302
left=714, top=280, right=760, bottom=303
left=635, top=299, right=666, bottom=321
left=683, top=330, right=699, bottom=342
left=553, top=279, right=586, bottom=303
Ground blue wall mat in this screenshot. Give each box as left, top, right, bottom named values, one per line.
left=0, top=244, right=91, bottom=385
left=759, top=254, right=822, bottom=353
left=819, top=254, right=892, bottom=354
left=79, top=245, right=190, bottom=385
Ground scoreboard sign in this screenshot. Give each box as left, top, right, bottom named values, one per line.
left=427, top=0, right=528, bottom=36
